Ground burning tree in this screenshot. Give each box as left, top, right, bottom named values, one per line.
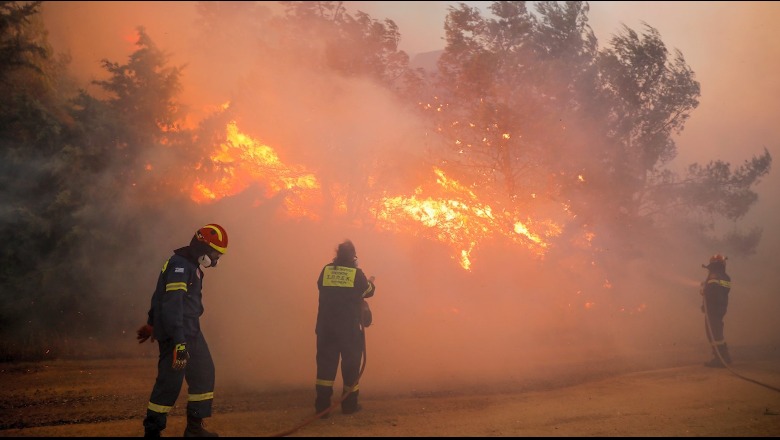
left=0, top=0, right=773, bottom=361
left=424, top=1, right=770, bottom=262
left=187, top=0, right=771, bottom=273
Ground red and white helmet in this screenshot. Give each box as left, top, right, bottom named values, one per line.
left=195, top=223, right=228, bottom=254
left=709, top=254, right=726, bottom=265
left=706, top=253, right=726, bottom=271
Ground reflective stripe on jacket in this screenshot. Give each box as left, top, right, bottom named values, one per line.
left=147, top=248, right=204, bottom=343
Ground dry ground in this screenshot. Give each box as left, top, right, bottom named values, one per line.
left=1, top=347, right=780, bottom=437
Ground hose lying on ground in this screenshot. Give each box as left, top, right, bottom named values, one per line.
left=269, top=329, right=368, bottom=437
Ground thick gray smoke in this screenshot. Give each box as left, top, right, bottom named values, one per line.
left=41, top=2, right=780, bottom=394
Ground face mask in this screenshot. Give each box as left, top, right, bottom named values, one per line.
left=198, top=254, right=219, bottom=268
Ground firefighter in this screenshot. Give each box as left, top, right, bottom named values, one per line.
left=136, top=223, right=228, bottom=437
left=700, top=253, right=732, bottom=368
left=314, top=240, right=376, bottom=416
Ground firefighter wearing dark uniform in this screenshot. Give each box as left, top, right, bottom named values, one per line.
left=136, top=224, right=228, bottom=437
left=315, top=240, right=375, bottom=416
left=700, top=253, right=732, bottom=368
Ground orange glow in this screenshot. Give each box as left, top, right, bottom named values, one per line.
left=372, top=167, right=563, bottom=270
left=191, top=121, right=321, bottom=219
left=192, top=124, right=574, bottom=271
left=121, top=30, right=137, bottom=44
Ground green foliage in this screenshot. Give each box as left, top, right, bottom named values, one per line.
left=638, top=149, right=772, bottom=248
left=90, top=26, right=185, bottom=185
left=0, top=1, right=79, bottom=354
left=0, top=1, right=46, bottom=80
left=428, top=1, right=770, bottom=257
left=432, top=1, right=599, bottom=201
left=595, top=24, right=700, bottom=179
left=681, top=150, right=771, bottom=221
left=63, top=27, right=197, bottom=333
left=0, top=13, right=196, bottom=360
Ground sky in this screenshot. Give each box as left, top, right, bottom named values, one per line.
left=39, top=1, right=780, bottom=392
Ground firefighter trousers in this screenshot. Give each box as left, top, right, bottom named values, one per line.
left=315, top=327, right=364, bottom=413
left=704, top=293, right=731, bottom=363
left=143, top=331, right=215, bottom=433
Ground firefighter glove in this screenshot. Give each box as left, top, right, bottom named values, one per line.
left=136, top=324, right=155, bottom=344
left=172, top=343, right=190, bottom=370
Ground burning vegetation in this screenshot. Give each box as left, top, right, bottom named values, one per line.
left=0, top=1, right=773, bottom=363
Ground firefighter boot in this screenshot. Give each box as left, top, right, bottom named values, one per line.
left=315, top=385, right=333, bottom=419
left=341, top=389, right=361, bottom=414
left=143, top=411, right=165, bottom=437
left=704, top=345, right=731, bottom=368
left=718, top=343, right=733, bottom=365
left=183, top=416, right=219, bottom=437
left=314, top=397, right=331, bottom=419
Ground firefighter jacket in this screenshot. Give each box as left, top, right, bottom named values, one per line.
left=702, top=269, right=731, bottom=316
left=316, top=263, right=375, bottom=333
left=146, top=246, right=205, bottom=344
left=703, top=270, right=731, bottom=298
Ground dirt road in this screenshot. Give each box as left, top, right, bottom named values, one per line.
left=2, top=347, right=780, bottom=437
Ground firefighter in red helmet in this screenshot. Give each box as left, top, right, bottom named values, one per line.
left=700, top=253, right=732, bottom=368
left=136, top=224, right=228, bottom=437
left=314, top=240, right=376, bottom=417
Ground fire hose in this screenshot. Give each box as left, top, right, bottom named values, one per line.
left=701, top=277, right=780, bottom=394
left=269, top=327, right=368, bottom=437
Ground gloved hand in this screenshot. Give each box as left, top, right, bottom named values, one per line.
left=136, top=324, right=155, bottom=344
left=172, top=343, right=190, bottom=370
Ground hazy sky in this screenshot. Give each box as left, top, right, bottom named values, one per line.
left=355, top=1, right=780, bottom=160
left=40, top=1, right=780, bottom=391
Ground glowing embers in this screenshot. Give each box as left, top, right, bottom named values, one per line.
left=191, top=121, right=321, bottom=219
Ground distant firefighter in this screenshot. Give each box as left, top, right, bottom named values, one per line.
left=314, top=239, right=376, bottom=417
left=136, top=223, right=228, bottom=437
left=699, top=253, right=732, bottom=368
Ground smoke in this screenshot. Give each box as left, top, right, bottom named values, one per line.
left=39, top=1, right=780, bottom=396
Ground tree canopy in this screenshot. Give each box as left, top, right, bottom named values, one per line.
left=429, top=1, right=770, bottom=255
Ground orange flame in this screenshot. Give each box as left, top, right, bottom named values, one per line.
left=372, top=167, right=563, bottom=270
left=191, top=121, right=321, bottom=219
left=192, top=123, right=574, bottom=271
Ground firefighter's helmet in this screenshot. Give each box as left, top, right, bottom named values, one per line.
left=706, top=253, right=726, bottom=271
left=709, top=254, right=726, bottom=265
left=194, top=223, right=228, bottom=254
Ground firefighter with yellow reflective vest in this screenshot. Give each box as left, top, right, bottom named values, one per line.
left=700, top=253, right=732, bottom=368
left=136, top=224, right=228, bottom=437
left=315, top=240, right=375, bottom=416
